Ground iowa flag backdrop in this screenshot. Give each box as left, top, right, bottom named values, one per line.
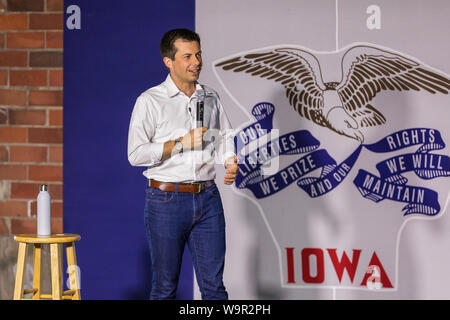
left=197, top=0, right=450, bottom=299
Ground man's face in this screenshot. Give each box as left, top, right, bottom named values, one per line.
left=166, top=39, right=202, bottom=85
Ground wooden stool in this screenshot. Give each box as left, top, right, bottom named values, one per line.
left=13, top=233, right=81, bottom=300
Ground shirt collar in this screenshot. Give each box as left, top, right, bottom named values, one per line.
left=164, top=74, right=203, bottom=98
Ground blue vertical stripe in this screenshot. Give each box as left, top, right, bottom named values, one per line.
left=64, top=0, right=195, bottom=299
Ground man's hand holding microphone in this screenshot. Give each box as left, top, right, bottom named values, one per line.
left=181, top=128, right=239, bottom=185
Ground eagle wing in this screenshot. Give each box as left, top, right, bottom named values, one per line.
left=215, top=48, right=330, bottom=128
left=338, top=46, right=450, bottom=128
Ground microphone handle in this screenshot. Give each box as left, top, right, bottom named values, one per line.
left=197, top=101, right=204, bottom=128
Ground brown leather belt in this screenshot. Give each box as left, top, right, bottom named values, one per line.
left=149, top=179, right=215, bottom=194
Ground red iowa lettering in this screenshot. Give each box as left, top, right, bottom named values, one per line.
left=285, top=247, right=393, bottom=288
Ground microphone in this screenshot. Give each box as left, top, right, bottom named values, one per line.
left=196, top=91, right=204, bottom=128
left=196, top=100, right=204, bottom=128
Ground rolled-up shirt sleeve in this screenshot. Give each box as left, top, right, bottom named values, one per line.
left=127, top=95, right=164, bottom=167
left=214, top=100, right=236, bottom=166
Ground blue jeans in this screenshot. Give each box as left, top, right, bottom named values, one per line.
left=144, top=182, right=228, bottom=300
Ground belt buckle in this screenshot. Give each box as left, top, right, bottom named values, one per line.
left=192, top=182, right=202, bottom=193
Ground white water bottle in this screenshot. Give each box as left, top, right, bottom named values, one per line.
left=37, top=185, right=51, bottom=237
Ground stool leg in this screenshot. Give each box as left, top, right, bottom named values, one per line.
left=32, top=244, right=42, bottom=300
left=66, top=242, right=81, bottom=300
left=13, top=242, right=28, bottom=300
left=58, top=244, right=63, bottom=290
left=50, top=243, right=62, bottom=300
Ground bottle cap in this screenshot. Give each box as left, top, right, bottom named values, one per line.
left=40, top=184, right=48, bottom=192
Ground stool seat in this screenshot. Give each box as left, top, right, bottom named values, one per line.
left=14, top=233, right=81, bottom=244
left=13, top=233, right=81, bottom=300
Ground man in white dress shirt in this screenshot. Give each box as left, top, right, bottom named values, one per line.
left=127, top=28, right=238, bottom=300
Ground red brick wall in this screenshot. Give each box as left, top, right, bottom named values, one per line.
left=0, top=0, right=63, bottom=235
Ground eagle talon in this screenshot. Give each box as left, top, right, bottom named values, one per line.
left=354, top=130, right=364, bottom=143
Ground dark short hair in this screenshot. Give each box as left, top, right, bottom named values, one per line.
left=160, top=28, right=201, bottom=60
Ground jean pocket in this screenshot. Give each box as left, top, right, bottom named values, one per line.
left=206, top=184, right=221, bottom=198
left=146, top=188, right=174, bottom=203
